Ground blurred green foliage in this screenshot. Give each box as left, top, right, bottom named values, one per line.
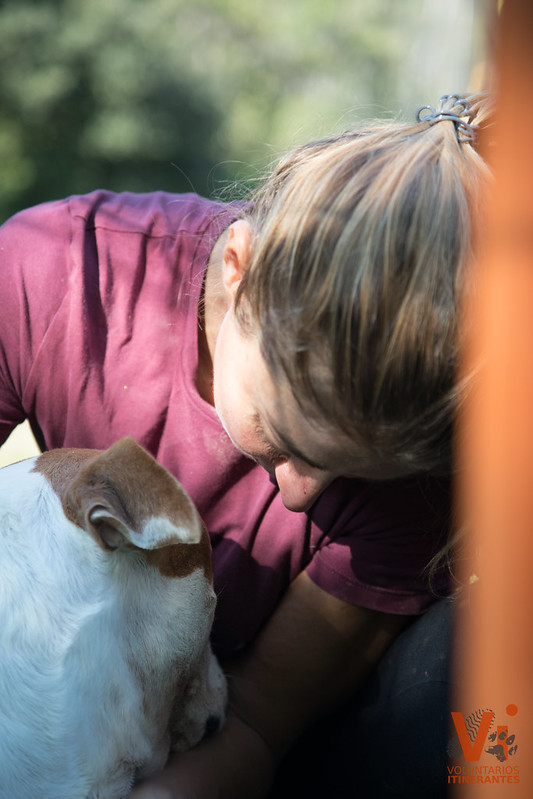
left=0, top=0, right=486, bottom=221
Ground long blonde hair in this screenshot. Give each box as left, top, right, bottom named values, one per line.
left=236, top=93, right=492, bottom=478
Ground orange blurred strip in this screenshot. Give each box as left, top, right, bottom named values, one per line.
left=454, top=2, right=533, bottom=797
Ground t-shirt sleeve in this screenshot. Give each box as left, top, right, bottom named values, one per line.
left=306, top=474, right=453, bottom=615
left=0, top=198, right=72, bottom=446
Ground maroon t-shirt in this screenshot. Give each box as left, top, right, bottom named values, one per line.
left=0, top=191, right=452, bottom=657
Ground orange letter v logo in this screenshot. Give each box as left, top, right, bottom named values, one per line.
left=451, top=711, right=494, bottom=761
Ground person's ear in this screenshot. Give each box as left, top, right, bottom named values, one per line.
left=221, top=219, right=252, bottom=301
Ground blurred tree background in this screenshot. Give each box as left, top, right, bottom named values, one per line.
left=0, top=0, right=491, bottom=222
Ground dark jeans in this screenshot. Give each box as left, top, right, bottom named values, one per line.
left=269, top=598, right=454, bottom=799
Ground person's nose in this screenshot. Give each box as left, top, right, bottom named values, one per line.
left=274, top=459, right=333, bottom=512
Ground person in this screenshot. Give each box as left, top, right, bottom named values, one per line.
left=0, top=92, right=490, bottom=798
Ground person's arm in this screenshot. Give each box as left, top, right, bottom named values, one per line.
left=130, top=570, right=410, bottom=799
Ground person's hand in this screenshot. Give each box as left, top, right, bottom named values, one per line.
left=129, top=748, right=219, bottom=799
left=130, top=786, right=174, bottom=799
left=129, top=714, right=273, bottom=799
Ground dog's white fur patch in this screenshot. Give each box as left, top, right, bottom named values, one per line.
left=0, top=439, right=227, bottom=798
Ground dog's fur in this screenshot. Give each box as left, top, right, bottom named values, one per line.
left=0, top=437, right=227, bottom=799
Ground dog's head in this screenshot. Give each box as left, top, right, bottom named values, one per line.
left=31, top=437, right=227, bottom=766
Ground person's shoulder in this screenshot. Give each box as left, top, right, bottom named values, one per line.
left=306, top=474, right=453, bottom=614
left=67, top=190, right=242, bottom=239
left=1, top=191, right=245, bottom=249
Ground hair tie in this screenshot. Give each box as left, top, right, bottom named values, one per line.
left=416, top=93, right=475, bottom=144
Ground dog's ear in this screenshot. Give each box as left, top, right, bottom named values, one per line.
left=58, top=438, right=205, bottom=552
left=85, top=501, right=131, bottom=551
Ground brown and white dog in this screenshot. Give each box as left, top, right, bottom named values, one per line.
left=0, top=437, right=227, bottom=799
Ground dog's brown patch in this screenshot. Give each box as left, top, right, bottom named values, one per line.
left=144, top=531, right=213, bottom=581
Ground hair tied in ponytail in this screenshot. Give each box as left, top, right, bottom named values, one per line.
left=416, top=93, right=477, bottom=144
